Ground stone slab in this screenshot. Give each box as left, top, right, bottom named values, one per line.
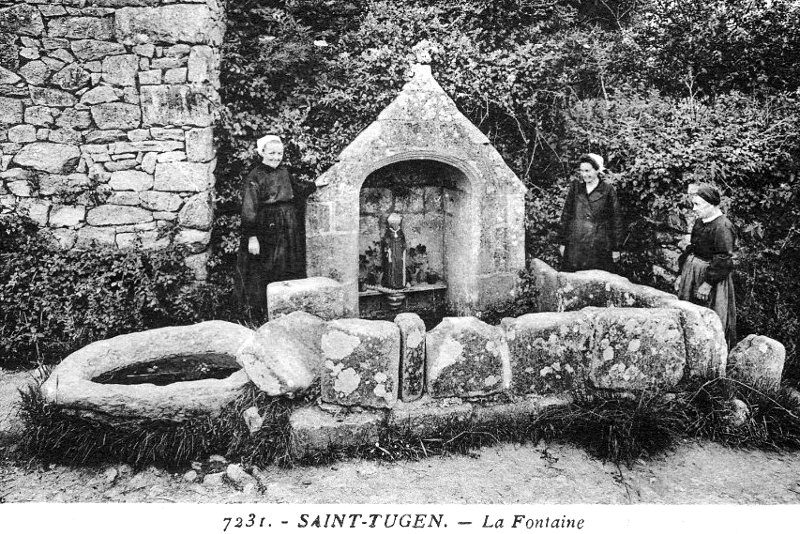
left=153, top=161, right=214, bottom=192
left=267, top=277, right=346, bottom=321
left=502, top=311, right=593, bottom=395
left=426, top=317, right=510, bottom=399
left=728, top=334, right=785, bottom=394
left=238, top=312, right=326, bottom=396
left=589, top=307, right=686, bottom=391
left=289, top=405, right=385, bottom=460
left=320, top=318, right=400, bottom=408
left=666, top=300, right=727, bottom=379
left=115, top=5, right=223, bottom=46
left=386, top=397, right=472, bottom=437
left=12, top=142, right=80, bottom=174
left=394, top=313, right=426, bottom=401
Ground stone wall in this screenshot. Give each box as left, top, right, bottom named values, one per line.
left=0, top=0, right=223, bottom=279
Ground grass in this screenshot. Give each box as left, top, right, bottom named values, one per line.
left=6, top=374, right=800, bottom=472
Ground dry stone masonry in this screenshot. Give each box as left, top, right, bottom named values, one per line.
left=0, top=0, right=223, bottom=278
left=39, top=260, right=788, bottom=458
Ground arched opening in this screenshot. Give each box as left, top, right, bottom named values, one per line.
left=356, top=159, right=474, bottom=326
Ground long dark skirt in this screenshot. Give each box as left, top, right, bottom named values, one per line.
left=678, top=254, right=737, bottom=348
left=236, top=203, right=304, bottom=319
left=562, top=241, right=615, bottom=273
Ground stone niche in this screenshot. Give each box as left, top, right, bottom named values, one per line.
left=306, top=63, right=526, bottom=317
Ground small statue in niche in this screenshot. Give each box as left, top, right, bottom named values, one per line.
left=381, top=213, right=407, bottom=289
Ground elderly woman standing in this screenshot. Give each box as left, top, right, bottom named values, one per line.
left=676, top=184, right=738, bottom=348
left=236, top=135, right=316, bottom=318
left=559, top=153, right=623, bottom=272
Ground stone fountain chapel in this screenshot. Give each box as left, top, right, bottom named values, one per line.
left=305, top=62, right=527, bottom=322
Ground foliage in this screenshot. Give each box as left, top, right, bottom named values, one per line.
left=216, top=2, right=800, bottom=381
left=0, top=215, right=234, bottom=369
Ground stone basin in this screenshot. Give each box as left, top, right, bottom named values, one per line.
left=41, top=321, right=254, bottom=421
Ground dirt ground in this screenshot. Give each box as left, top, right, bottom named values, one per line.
left=3, top=369, right=800, bottom=504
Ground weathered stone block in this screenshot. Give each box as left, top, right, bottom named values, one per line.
left=48, top=228, right=77, bottom=249
left=188, top=45, right=214, bottom=83
left=80, top=85, right=119, bottom=105
left=8, top=124, right=36, bottom=144
left=109, top=170, right=153, bottom=191
left=38, top=173, right=90, bottom=196
left=108, top=192, right=140, bottom=206
left=104, top=159, right=139, bottom=172
left=289, top=406, right=384, bottom=459
left=140, top=85, right=212, bottom=127
left=177, top=192, right=213, bottom=229
left=0, top=4, right=44, bottom=36
left=115, top=5, right=223, bottom=46
left=556, top=270, right=676, bottom=312
left=394, top=313, right=426, bottom=401
left=70, top=39, right=125, bottom=61
left=589, top=308, right=686, bottom=391
left=156, top=151, right=186, bottom=163
left=91, top=103, right=141, bottom=130
left=49, top=205, right=85, bottom=227
left=52, top=63, right=90, bottom=91
left=12, top=142, right=80, bottom=173
left=139, top=190, right=183, bottom=212
left=19, top=60, right=50, bottom=86
left=175, top=229, right=210, bottom=251
left=56, top=109, right=92, bottom=130
left=7, top=180, right=32, bottom=197
left=111, top=141, right=183, bottom=154
left=0, top=97, right=23, bottom=124
left=151, top=127, right=185, bottom=141
left=426, top=317, right=510, bottom=398
left=163, top=67, right=187, bottom=84
left=87, top=205, right=153, bottom=226
left=239, top=311, right=326, bottom=395
left=75, top=226, right=116, bottom=247
left=17, top=199, right=50, bottom=226
left=666, top=300, right=727, bottom=379
left=320, top=318, right=400, bottom=408
left=138, top=69, right=161, bottom=85
left=49, top=127, right=81, bottom=145
left=48, top=16, right=114, bottom=40
left=85, top=130, right=125, bottom=144
left=728, top=335, right=785, bottom=394
left=267, top=277, right=346, bottom=321
left=153, top=161, right=214, bottom=192
left=502, top=311, right=593, bottom=395
left=101, top=54, right=138, bottom=86
left=186, top=127, right=214, bottom=162
left=386, top=397, right=472, bottom=437
left=470, top=395, right=572, bottom=428
left=0, top=65, right=21, bottom=84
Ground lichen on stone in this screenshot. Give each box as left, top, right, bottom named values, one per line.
left=334, top=367, right=361, bottom=396
left=321, top=330, right=361, bottom=361
left=406, top=329, right=423, bottom=349
left=429, top=336, right=464, bottom=381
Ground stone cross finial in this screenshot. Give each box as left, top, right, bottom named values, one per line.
left=412, top=40, right=436, bottom=65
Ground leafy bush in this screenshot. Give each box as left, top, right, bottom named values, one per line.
left=0, top=215, right=234, bottom=369
left=214, top=0, right=800, bottom=377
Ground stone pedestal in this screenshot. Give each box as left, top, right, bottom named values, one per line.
left=267, top=277, right=346, bottom=321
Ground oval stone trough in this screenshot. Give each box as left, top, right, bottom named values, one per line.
left=41, top=321, right=254, bottom=421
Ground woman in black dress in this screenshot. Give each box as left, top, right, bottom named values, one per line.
left=236, top=135, right=316, bottom=319
left=676, top=184, right=738, bottom=348
left=559, top=153, right=623, bottom=272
